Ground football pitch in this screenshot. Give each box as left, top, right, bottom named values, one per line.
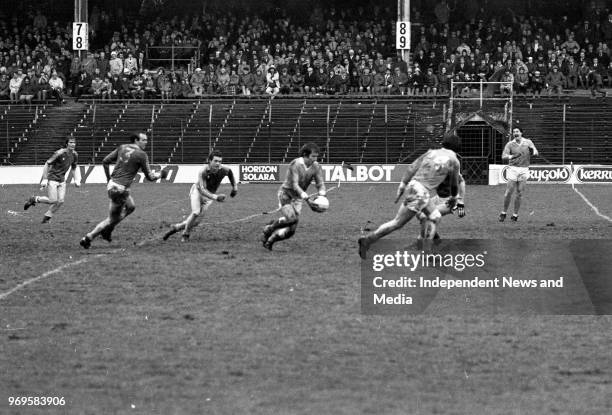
left=1, top=183, right=612, bottom=414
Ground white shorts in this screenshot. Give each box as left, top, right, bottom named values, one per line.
left=507, top=166, right=529, bottom=182
left=47, top=180, right=67, bottom=203
left=402, top=180, right=431, bottom=212
left=189, top=184, right=214, bottom=214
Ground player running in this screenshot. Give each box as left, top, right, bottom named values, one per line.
left=416, top=172, right=466, bottom=239
left=163, top=151, right=237, bottom=242
left=358, top=135, right=462, bottom=259
left=499, top=127, right=538, bottom=222
left=23, top=137, right=81, bottom=223
left=80, top=132, right=166, bottom=249
left=261, top=142, right=326, bottom=250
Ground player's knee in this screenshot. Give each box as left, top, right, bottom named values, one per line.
left=55, top=200, right=64, bottom=207
left=428, top=210, right=442, bottom=223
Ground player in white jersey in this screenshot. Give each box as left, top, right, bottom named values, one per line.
left=261, top=142, right=326, bottom=250
left=358, top=135, right=462, bottom=259
left=499, top=127, right=538, bottom=222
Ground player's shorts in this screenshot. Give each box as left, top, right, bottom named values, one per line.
left=107, top=180, right=130, bottom=204
left=278, top=188, right=303, bottom=217
left=506, top=166, right=530, bottom=182
left=189, top=183, right=214, bottom=214
left=46, top=180, right=66, bottom=203
left=402, top=180, right=431, bottom=212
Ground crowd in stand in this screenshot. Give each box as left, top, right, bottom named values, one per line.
left=1, top=0, right=612, bottom=104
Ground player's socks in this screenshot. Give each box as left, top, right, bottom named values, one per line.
left=79, top=236, right=91, bottom=249
left=262, top=224, right=274, bottom=240
left=162, top=225, right=179, bottom=241
left=41, top=215, right=51, bottom=223
left=510, top=214, right=518, bottom=222
left=499, top=212, right=507, bottom=222
left=358, top=237, right=370, bottom=259
left=100, top=226, right=113, bottom=242
left=262, top=240, right=274, bottom=250
left=24, top=196, right=36, bottom=210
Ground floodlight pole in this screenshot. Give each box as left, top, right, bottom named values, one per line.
left=74, top=0, right=88, bottom=59
left=398, top=0, right=410, bottom=68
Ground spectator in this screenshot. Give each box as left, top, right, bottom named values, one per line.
left=291, top=70, right=304, bottom=94
left=91, top=74, right=105, bottom=99
left=158, top=72, right=171, bottom=101
left=217, top=67, right=230, bottom=94
left=0, top=73, right=10, bottom=100
left=124, top=52, right=138, bottom=74
left=9, top=72, right=23, bottom=103
left=359, top=67, right=374, bottom=94
left=18, top=77, right=36, bottom=104
left=74, top=70, right=92, bottom=101
left=239, top=66, right=255, bottom=96
left=228, top=69, right=240, bottom=95
left=279, top=67, right=292, bottom=95
left=109, top=52, right=124, bottom=77
left=514, top=66, right=530, bottom=96
left=546, top=66, right=565, bottom=97
left=143, top=72, right=157, bottom=98
left=130, top=71, right=145, bottom=100
left=253, top=68, right=267, bottom=95
left=190, top=67, right=205, bottom=97
left=48, top=71, right=65, bottom=105
left=265, top=66, right=280, bottom=96
left=423, top=67, right=438, bottom=96
left=304, top=67, right=318, bottom=94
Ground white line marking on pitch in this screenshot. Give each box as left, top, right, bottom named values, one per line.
left=572, top=184, right=612, bottom=223
left=0, top=254, right=105, bottom=301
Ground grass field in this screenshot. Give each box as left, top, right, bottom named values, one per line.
left=1, top=182, right=612, bottom=414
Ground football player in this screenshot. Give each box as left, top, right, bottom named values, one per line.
left=24, top=137, right=81, bottom=223
left=499, top=127, right=538, bottom=222
left=358, top=135, right=462, bottom=259
left=261, top=142, right=326, bottom=250
left=416, top=172, right=466, bottom=240
left=80, top=132, right=166, bottom=248
left=163, top=150, right=237, bottom=242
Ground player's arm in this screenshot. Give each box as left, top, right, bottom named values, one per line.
left=102, top=148, right=119, bottom=182
left=501, top=142, right=512, bottom=161
left=452, top=173, right=466, bottom=217
left=71, top=153, right=81, bottom=187
left=139, top=153, right=165, bottom=182
left=314, top=163, right=326, bottom=197
left=227, top=167, right=238, bottom=197
left=528, top=139, right=539, bottom=156
left=40, top=151, right=60, bottom=187
left=395, top=153, right=426, bottom=203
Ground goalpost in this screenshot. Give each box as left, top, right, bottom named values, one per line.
left=447, top=80, right=514, bottom=184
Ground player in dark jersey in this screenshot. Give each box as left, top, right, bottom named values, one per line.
left=80, top=132, right=167, bottom=249
left=23, top=138, right=81, bottom=223
left=162, top=150, right=237, bottom=242
left=261, top=142, right=326, bottom=250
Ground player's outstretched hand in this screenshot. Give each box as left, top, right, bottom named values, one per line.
left=230, top=189, right=238, bottom=198
left=40, top=179, right=48, bottom=190
left=216, top=194, right=226, bottom=202
left=453, top=203, right=466, bottom=218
